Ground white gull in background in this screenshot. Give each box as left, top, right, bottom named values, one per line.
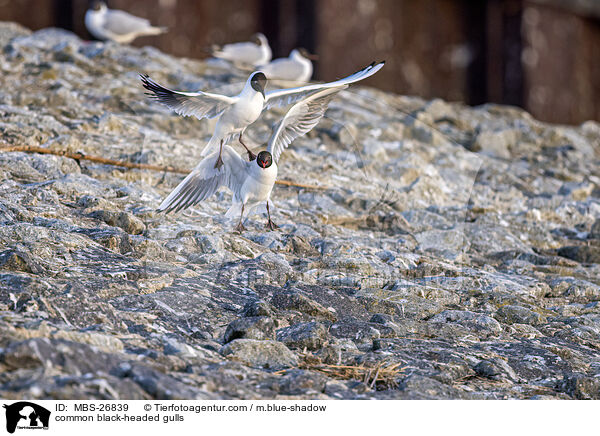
left=259, top=48, right=317, bottom=84
left=211, top=33, right=272, bottom=68
left=85, top=1, right=167, bottom=44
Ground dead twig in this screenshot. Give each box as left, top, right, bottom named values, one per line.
left=305, top=362, right=405, bottom=389
left=273, top=178, right=325, bottom=190
left=0, top=144, right=326, bottom=190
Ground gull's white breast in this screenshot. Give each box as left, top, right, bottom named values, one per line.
left=239, top=162, right=278, bottom=204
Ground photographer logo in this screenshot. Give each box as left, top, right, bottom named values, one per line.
left=3, top=402, right=50, bottom=433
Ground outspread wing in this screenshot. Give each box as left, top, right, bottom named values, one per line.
left=267, top=87, right=345, bottom=163
left=264, top=60, right=384, bottom=110
left=157, top=145, right=246, bottom=214
left=141, top=75, right=236, bottom=120
left=104, top=9, right=152, bottom=35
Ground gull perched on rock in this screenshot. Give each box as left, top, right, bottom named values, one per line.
left=156, top=87, right=345, bottom=232
left=85, top=1, right=167, bottom=44
left=211, top=33, right=272, bottom=68
left=259, top=48, right=317, bottom=84
left=141, top=61, right=384, bottom=169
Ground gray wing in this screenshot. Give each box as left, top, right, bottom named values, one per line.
left=262, top=58, right=305, bottom=81
left=157, top=146, right=247, bottom=214
left=141, top=75, right=236, bottom=120
left=104, top=9, right=153, bottom=35
left=213, top=42, right=262, bottom=64
left=267, top=87, right=345, bottom=163
left=264, top=61, right=384, bottom=110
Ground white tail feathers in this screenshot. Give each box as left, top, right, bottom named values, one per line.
left=142, top=26, right=168, bottom=37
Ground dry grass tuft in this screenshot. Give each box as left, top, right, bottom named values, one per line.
left=276, top=360, right=406, bottom=390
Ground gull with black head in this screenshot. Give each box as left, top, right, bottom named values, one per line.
left=141, top=61, right=384, bottom=168
left=156, top=87, right=345, bottom=232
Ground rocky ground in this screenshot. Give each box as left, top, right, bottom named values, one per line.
left=0, top=22, right=599, bottom=400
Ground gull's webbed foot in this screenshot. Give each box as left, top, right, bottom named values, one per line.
left=265, top=219, right=279, bottom=231
left=214, top=155, right=224, bottom=169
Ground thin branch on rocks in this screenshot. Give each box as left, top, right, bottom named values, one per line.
left=0, top=144, right=326, bottom=190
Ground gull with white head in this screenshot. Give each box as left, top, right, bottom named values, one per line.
left=85, top=1, right=167, bottom=44
left=259, top=48, right=318, bottom=84
left=211, top=33, right=272, bottom=68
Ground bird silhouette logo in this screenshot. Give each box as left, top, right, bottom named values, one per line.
left=2, top=402, right=50, bottom=434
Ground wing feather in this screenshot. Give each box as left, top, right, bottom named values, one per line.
left=157, top=145, right=247, bottom=214
left=104, top=10, right=152, bottom=35
left=141, top=75, right=236, bottom=120
left=264, top=61, right=384, bottom=110
left=267, top=87, right=345, bottom=162
left=212, top=42, right=262, bottom=64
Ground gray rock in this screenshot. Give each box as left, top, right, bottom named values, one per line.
left=471, top=129, right=518, bottom=159
left=558, top=373, right=600, bottom=400
left=271, top=291, right=336, bottom=321
left=219, top=339, right=298, bottom=370
left=369, top=313, right=394, bottom=324
left=276, top=322, right=329, bottom=351
left=1, top=338, right=122, bottom=373
left=397, top=375, right=472, bottom=399
left=277, top=369, right=328, bottom=396
left=113, top=362, right=215, bottom=399
left=495, top=305, right=546, bottom=326
left=89, top=210, right=146, bottom=235
left=330, top=321, right=381, bottom=350
left=429, top=310, right=503, bottom=335
left=558, top=181, right=594, bottom=200
left=223, top=317, right=276, bottom=343
left=242, top=300, right=276, bottom=318
left=473, top=359, right=519, bottom=382
left=316, top=343, right=343, bottom=365
left=0, top=250, right=45, bottom=274
left=558, top=245, right=600, bottom=264
left=590, top=219, right=600, bottom=239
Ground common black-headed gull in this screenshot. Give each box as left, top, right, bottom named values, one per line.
left=211, top=33, right=272, bottom=68
left=141, top=61, right=384, bottom=168
left=156, top=87, right=345, bottom=232
left=85, top=1, right=167, bottom=44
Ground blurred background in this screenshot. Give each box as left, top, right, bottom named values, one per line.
left=0, top=0, right=598, bottom=125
